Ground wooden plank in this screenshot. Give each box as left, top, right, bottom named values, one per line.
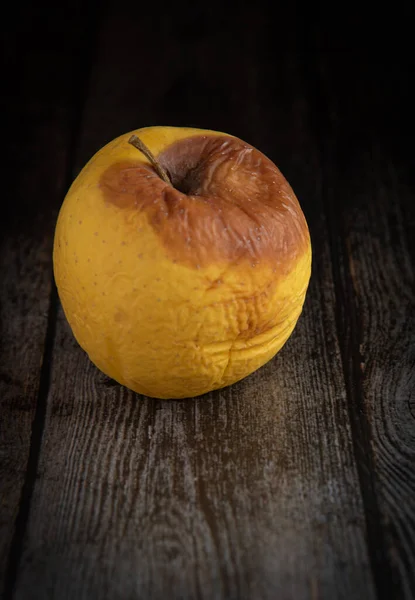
left=0, top=2, right=101, bottom=598
left=312, top=51, right=415, bottom=599
left=12, top=5, right=375, bottom=600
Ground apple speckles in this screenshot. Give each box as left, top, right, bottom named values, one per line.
left=114, top=310, right=126, bottom=323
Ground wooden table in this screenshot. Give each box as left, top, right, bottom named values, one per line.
left=1, top=2, right=414, bottom=599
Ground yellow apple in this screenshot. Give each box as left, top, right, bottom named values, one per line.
left=53, top=126, right=311, bottom=399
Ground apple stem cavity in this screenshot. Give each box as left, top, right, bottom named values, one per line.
left=128, top=134, right=172, bottom=185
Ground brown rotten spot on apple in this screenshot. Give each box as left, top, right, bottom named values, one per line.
left=99, top=135, right=310, bottom=270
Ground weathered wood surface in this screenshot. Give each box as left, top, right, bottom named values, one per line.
left=0, top=2, right=98, bottom=596
left=313, top=51, right=415, bottom=599
left=1, top=2, right=414, bottom=600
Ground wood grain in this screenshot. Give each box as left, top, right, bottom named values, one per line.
left=0, top=220, right=53, bottom=597
left=11, top=3, right=377, bottom=599
left=312, top=51, right=415, bottom=599
left=0, top=1, right=101, bottom=598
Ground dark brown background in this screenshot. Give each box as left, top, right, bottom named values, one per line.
left=1, top=1, right=414, bottom=599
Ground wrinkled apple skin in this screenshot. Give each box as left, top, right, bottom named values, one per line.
left=53, top=127, right=311, bottom=399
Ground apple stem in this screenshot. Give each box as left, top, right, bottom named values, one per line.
left=128, top=134, right=171, bottom=185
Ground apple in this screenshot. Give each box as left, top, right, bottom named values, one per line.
left=53, top=127, right=311, bottom=399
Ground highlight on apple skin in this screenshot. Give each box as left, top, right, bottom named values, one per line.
left=53, top=126, right=312, bottom=399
